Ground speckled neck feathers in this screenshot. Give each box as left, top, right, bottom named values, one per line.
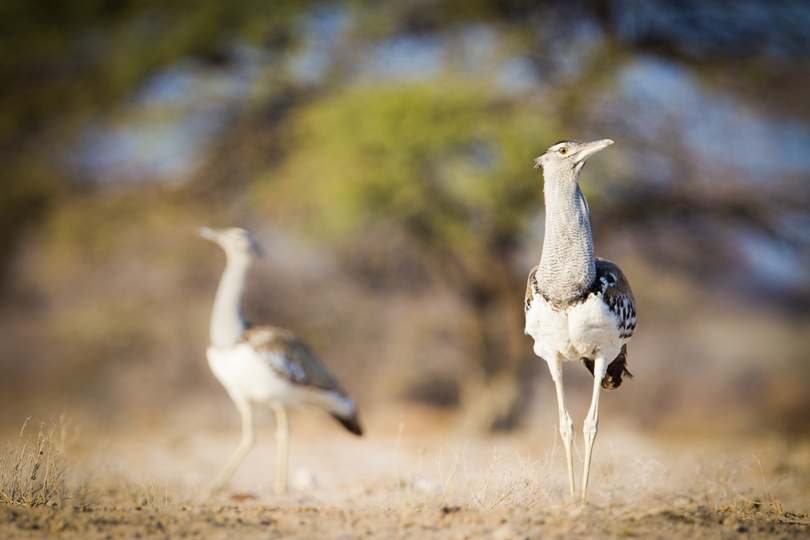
left=536, top=164, right=596, bottom=304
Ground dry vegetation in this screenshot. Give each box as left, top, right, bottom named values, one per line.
left=0, top=420, right=71, bottom=509
left=1, top=2, right=809, bottom=538
left=1, top=415, right=809, bottom=539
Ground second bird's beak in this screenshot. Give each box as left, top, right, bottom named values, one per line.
left=199, top=227, right=218, bottom=240
left=249, top=236, right=265, bottom=258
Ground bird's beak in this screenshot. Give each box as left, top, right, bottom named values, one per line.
left=249, top=236, right=265, bottom=258
left=578, top=139, right=614, bottom=161
left=199, top=227, right=218, bottom=241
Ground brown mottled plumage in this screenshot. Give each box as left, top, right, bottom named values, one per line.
left=244, top=326, right=348, bottom=392
left=243, top=326, right=362, bottom=435
left=525, top=265, right=539, bottom=313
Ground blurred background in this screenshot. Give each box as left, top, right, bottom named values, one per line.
left=0, top=0, right=809, bottom=444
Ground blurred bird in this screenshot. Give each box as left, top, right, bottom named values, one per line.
left=200, top=227, right=363, bottom=494
left=525, top=140, right=636, bottom=504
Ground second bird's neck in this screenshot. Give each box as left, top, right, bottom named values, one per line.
left=537, top=169, right=596, bottom=304
left=210, top=252, right=250, bottom=348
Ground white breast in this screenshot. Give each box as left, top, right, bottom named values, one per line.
left=525, top=295, right=622, bottom=363
left=207, top=343, right=303, bottom=406
left=206, top=343, right=357, bottom=417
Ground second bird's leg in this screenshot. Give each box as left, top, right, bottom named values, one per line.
left=273, top=406, right=290, bottom=494
left=581, top=356, right=607, bottom=504
left=548, top=359, right=576, bottom=502
left=213, top=400, right=255, bottom=492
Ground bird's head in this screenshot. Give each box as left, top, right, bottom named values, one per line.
left=199, top=227, right=264, bottom=259
left=533, top=139, right=614, bottom=175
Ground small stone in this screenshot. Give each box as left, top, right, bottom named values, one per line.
left=295, top=468, right=317, bottom=491
left=492, top=525, right=522, bottom=540
left=722, top=516, right=740, bottom=530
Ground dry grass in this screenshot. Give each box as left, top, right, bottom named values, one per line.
left=0, top=422, right=808, bottom=539
left=370, top=428, right=810, bottom=524
left=0, top=419, right=71, bottom=507
left=431, top=444, right=558, bottom=511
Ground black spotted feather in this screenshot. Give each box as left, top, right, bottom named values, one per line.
left=581, top=258, right=636, bottom=390
left=590, top=258, right=636, bottom=340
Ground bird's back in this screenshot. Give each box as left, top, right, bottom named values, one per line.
left=243, top=325, right=349, bottom=395
left=207, top=325, right=363, bottom=435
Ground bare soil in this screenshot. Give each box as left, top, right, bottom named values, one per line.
left=1, top=502, right=809, bottom=539
left=2, top=407, right=809, bottom=539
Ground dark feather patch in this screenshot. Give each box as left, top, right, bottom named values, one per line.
left=590, top=258, right=636, bottom=340
left=582, top=344, right=633, bottom=391
left=244, top=325, right=349, bottom=393
left=525, top=265, right=539, bottom=313
left=332, top=413, right=363, bottom=436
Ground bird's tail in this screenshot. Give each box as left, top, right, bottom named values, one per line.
left=582, top=345, right=633, bottom=391
left=331, top=412, right=363, bottom=436
left=310, top=389, right=364, bottom=436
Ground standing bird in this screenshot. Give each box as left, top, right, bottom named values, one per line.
left=524, top=140, right=636, bottom=504
left=200, top=227, right=363, bottom=494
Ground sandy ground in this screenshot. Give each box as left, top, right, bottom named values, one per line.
left=2, top=502, right=809, bottom=539
left=1, top=406, right=809, bottom=538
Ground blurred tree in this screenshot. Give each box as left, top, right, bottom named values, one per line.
left=256, top=83, right=556, bottom=428
left=1, top=0, right=809, bottom=431
left=0, top=0, right=321, bottom=279
left=2, top=0, right=807, bottom=284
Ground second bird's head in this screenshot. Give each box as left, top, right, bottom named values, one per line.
left=534, top=139, right=613, bottom=176
left=199, top=227, right=264, bottom=259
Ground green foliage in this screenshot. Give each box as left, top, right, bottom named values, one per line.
left=262, top=83, right=555, bottom=263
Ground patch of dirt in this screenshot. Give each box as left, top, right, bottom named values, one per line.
left=0, top=503, right=808, bottom=539
left=3, top=411, right=810, bottom=539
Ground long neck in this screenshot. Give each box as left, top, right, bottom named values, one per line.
left=210, top=251, right=250, bottom=348
left=537, top=167, right=596, bottom=303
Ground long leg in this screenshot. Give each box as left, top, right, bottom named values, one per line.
left=274, top=406, right=290, bottom=494
left=581, top=356, right=607, bottom=504
left=213, top=400, right=254, bottom=492
left=548, top=359, right=576, bottom=502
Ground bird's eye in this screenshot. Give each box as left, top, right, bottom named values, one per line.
left=559, top=147, right=568, bottom=155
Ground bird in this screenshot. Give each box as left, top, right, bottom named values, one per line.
left=199, top=227, right=363, bottom=494
left=524, top=139, right=636, bottom=505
